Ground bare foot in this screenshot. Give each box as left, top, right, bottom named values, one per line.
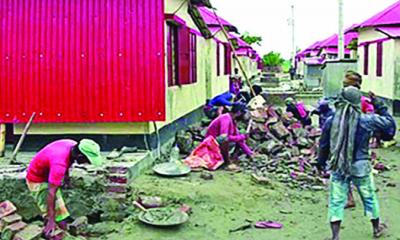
left=344, top=202, right=356, bottom=209
left=226, top=164, right=240, bottom=172
left=374, top=223, right=387, bottom=238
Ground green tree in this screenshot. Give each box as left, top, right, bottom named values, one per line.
left=262, top=52, right=285, bottom=67
left=240, top=32, right=263, bottom=46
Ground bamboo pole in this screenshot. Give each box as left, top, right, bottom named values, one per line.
left=11, top=112, right=36, bottom=162
left=211, top=8, right=256, bottom=97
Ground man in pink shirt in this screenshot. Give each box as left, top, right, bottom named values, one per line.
left=206, top=103, right=254, bottom=167
left=26, top=139, right=103, bottom=237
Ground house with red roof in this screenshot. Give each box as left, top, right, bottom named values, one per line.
left=295, top=27, right=359, bottom=89
left=350, top=0, right=400, bottom=113
left=0, top=0, right=261, bottom=150
left=196, top=7, right=261, bottom=80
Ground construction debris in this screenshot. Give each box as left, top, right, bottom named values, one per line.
left=175, top=102, right=326, bottom=190
left=240, top=104, right=325, bottom=189
left=0, top=201, right=43, bottom=240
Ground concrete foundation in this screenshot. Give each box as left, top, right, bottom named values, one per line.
left=13, top=106, right=204, bottom=152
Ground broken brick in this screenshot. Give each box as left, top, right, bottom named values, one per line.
left=0, top=201, right=17, bottom=219
left=105, top=193, right=127, bottom=201
left=1, top=221, right=27, bottom=240
left=13, top=224, right=43, bottom=240
left=139, top=196, right=164, bottom=209
left=300, top=149, right=313, bottom=155
left=179, top=204, right=192, bottom=214
left=291, top=146, right=300, bottom=156
left=107, top=174, right=128, bottom=184
left=69, top=216, right=88, bottom=236
left=106, top=166, right=128, bottom=175
left=106, top=183, right=127, bottom=193
left=0, top=213, right=22, bottom=231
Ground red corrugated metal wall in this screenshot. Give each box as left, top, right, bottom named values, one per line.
left=0, top=0, right=165, bottom=123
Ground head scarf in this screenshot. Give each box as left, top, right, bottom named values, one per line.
left=343, top=71, right=362, bottom=89
left=329, top=86, right=361, bottom=176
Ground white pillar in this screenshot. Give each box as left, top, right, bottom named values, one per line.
left=338, top=0, right=345, bottom=60
left=291, top=4, right=296, bottom=67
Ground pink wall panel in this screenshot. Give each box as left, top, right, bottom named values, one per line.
left=0, top=0, right=165, bottom=123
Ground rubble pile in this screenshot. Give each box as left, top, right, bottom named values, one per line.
left=175, top=102, right=326, bottom=189
left=175, top=125, right=207, bottom=155
left=241, top=105, right=325, bottom=189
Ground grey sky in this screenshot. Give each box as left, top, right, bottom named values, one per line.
left=212, top=0, right=398, bottom=58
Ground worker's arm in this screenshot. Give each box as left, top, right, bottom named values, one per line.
left=237, top=140, right=254, bottom=156
left=63, top=170, right=71, bottom=189
left=317, top=117, right=333, bottom=171
left=227, top=134, right=248, bottom=143
left=370, top=97, right=397, bottom=140
left=218, top=116, right=247, bottom=143
left=44, top=184, right=58, bottom=237
left=218, top=97, right=234, bottom=106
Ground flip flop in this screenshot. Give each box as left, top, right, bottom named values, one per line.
left=255, top=221, right=283, bottom=229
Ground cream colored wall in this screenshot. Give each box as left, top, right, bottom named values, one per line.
left=393, top=40, right=400, bottom=99
left=163, top=0, right=228, bottom=125
left=234, top=56, right=258, bottom=79
left=15, top=122, right=150, bottom=135
left=358, top=28, right=396, bottom=99
left=297, top=61, right=305, bottom=76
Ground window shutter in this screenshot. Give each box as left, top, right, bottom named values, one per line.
left=216, top=43, right=221, bottom=76
left=224, top=43, right=232, bottom=75
left=364, top=44, right=369, bottom=75
left=178, top=26, right=191, bottom=85
left=190, top=33, right=197, bottom=83
left=376, top=42, right=383, bottom=77
left=167, top=25, right=173, bottom=86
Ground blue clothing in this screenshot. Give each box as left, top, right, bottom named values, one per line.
left=318, top=105, right=395, bottom=177
left=313, top=104, right=334, bottom=128
left=209, top=92, right=234, bottom=107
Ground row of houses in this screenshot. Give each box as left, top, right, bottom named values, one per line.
left=0, top=0, right=262, bottom=150
left=296, top=0, right=400, bottom=115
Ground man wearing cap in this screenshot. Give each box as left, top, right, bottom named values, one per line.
left=26, top=139, right=103, bottom=237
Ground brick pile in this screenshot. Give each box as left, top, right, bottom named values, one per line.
left=0, top=201, right=42, bottom=240
left=105, top=164, right=130, bottom=201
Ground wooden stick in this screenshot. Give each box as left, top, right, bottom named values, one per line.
left=133, top=201, right=148, bottom=212
left=211, top=8, right=256, bottom=97
left=0, top=124, right=5, bottom=157
left=246, top=119, right=253, bottom=134
left=11, top=112, right=36, bottom=162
